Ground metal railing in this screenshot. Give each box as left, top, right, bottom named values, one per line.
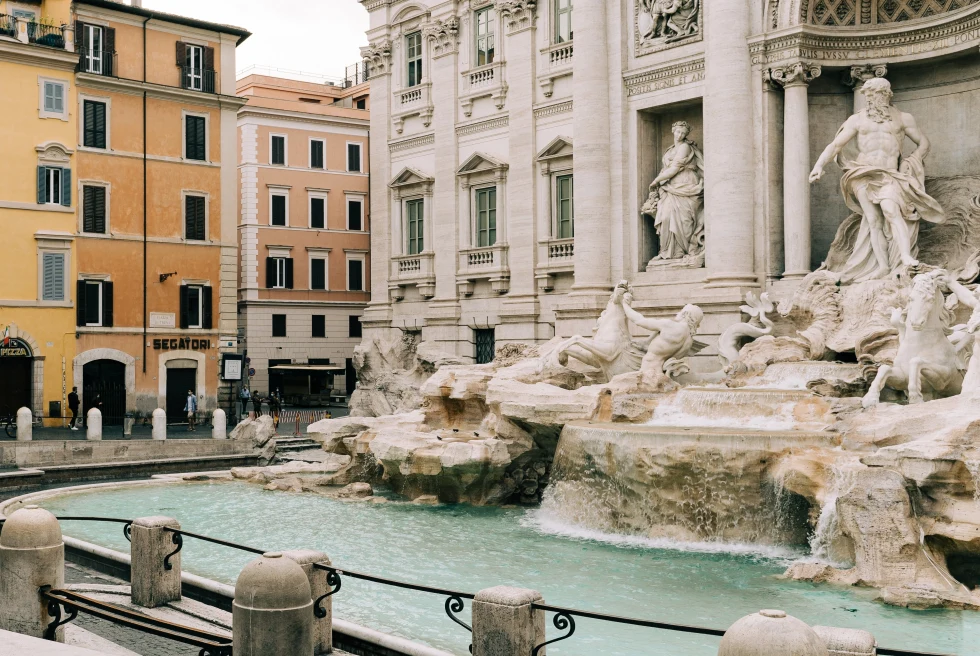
left=344, top=60, right=370, bottom=87
left=0, top=14, right=16, bottom=38
left=181, top=66, right=216, bottom=94
left=27, top=21, right=66, bottom=49
left=76, top=47, right=117, bottom=77
left=0, top=515, right=953, bottom=656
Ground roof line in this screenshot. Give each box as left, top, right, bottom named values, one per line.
left=75, top=0, right=252, bottom=44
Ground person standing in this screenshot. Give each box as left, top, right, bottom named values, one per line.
left=184, top=390, right=198, bottom=431
left=239, top=386, right=251, bottom=419
left=67, top=387, right=80, bottom=431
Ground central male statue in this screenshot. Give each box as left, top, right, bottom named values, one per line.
left=810, top=78, right=945, bottom=283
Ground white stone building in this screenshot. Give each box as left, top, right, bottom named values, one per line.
left=359, top=0, right=980, bottom=366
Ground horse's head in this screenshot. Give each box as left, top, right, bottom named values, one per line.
left=907, top=272, right=948, bottom=331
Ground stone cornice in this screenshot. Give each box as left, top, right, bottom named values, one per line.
left=0, top=39, right=79, bottom=71
left=456, top=115, right=509, bottom=137
left=533, top=100, right=572, bottom=119
left=237, top=106, right=370, bottom=130
left=749, top=7, right=980, bottom=66
left=77, top=72, right=247, bottom=109
left=623, top=57, right=705, bottom=98
left=389, top=133, right=435, bottom=153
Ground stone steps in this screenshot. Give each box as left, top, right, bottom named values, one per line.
left=273, top=437, right=320, bottom=453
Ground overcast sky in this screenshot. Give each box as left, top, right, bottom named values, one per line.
left=143, top=0, right=370, bottom=79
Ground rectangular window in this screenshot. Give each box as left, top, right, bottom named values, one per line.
left=272, top=314, right=287, bottom=338
left=406, top=198, right=424, bottom=255
left=83, top=186, right=106, bottom=234
left=184, top=195, right=206, bottom=240
left=41, top=253, right=65, bottom=302
left=185, top=115, right=206, bottom=161
left=45, top=168, right=62, bottom=205
left=355, top=98, right=367, bottom=110
left=83, top=100, right=107, bottom=149
left=43, top=81, right=65, bottom=114
left=271, top=135, right=286, bottom=165
left=556, top=174, right=574, bottom=239
left=37, top=166, right=70, bottom=207
left=179, top=284, right=211, bottom=329
left=85, top=25, right=104, bottom=73
left=265, top=257, right=293, bottom=289
left=271, top=194, right=287, bottom=226
left=83, top=280, right=103, bottom=326
left=347, top=143, right=361, bottom=172
left=348, top=258, right=364, bottom=292
left=349, top=315, right=362, bottom=338
left=76, top=279, right=113, bottom=327
left=476, top=187, right=497, bottom=247
left=347, top=198, right=363, bottom=231
left=274, top=258, right=286, bottom=288
left=310, top=139, right=324, bottom=169
left=555, top=0, right=573, bottom=43
left=312, top=314, right=326, bottom=338
left=406, top=31, right=422, bottom=87
left=475, top=328, right=496, bottom=364
left=311, top=258, right=326, bottom=290
left=310, top=196, right=325, bottom=229
left=186, top=286, right=202, bottom=328
left=475, top=7, right=496, bottom=66
left=186, top=44, right=204, bottom=91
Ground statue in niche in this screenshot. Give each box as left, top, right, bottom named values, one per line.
left=638, top=0, right=699, bottom=44
left=810, top=78, right=946, bottom=284
left=642, top=120, right=705, bottom=269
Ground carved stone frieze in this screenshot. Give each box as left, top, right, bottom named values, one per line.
left=422, top=16, right=460, bottom=57
left=635, top=0, right=702, bottom=56
left=360, top=40, right=392, bottom=76
left=764, top=61, right=822, bottom=88
left=624, top=58, right=704, bottom=97
left=494, top=0, right=537, bottom=34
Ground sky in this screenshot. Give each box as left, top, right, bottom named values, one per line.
left=142, top=0, right=370, bottom=80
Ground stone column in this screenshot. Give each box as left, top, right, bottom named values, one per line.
left=85, top=408, right=102, bottom=440
left=471, top=586, right=545, bottom=656
left=571, top=0, right=612, bottom=295
left=233, top=552, right=313, bottom=656
left=767, top=62, right=821, bottom=280
left=16, top=407, right=32, bottom=441
left=151, top=408, right=167, bottom=440
left=703, top=0, right=758, bottom=287
left=282, top=549, right=333, bottom=656
left=130, top=516, right=182, bottom=608
left=845, top=64, right=887, bottom=113
left=0, top=506, right=64, bottom=640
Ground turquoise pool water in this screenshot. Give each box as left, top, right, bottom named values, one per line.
left=35, top=481, right=978, bottom=655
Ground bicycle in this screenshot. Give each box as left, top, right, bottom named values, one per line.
left=2, top=413, right=15, bottom=439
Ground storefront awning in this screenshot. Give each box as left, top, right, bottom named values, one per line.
left=269, top=364, right=345, bottom=372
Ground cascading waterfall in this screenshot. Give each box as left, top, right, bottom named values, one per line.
left=809, top=464, right=857, bottom=566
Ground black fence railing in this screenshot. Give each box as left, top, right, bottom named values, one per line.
left=27, top=21, right=66, bottom=49
left=0, top=515, right=952, bottom=656
left=344, top=61, right=370, bottom=87
left=181, top=66, right=216, bottom=94
left=76, top=47, right=117, bottom=77
left=0, top=14, right=16, bottom=38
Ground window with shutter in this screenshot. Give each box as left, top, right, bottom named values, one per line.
left=43, top=81, right=65, bottom=115
left=83, top=100, right=107, bottom=149
left=310, top=140, right=324, bottom=169
left=311, top=258, right=326, bottom=290
left=312, top=315, right=326, bottom=338
left=185, top=286, right=203, bottom=328
left=102, top=280, right=113, bottom=327
left=83, top=186, right=106, bottom=234
left=271, top=135, right=286, bottom=165
left=347, top=143, right=361, bottom=172
left=347, top=258, right=364, bottom=292
left=269, top=258, right=288, bottom=288
left=184, top=195, right=206, bottom=240
left=347, top=198, right=363, bottom=231
left=185, top=115, right=206, bottom=161
left=271, top=194, right=287, bottom=226
left=41, top=253, right=65, bottom=301
left=310, top=197, right=325, bottom=229
left=84, top=25, right=104, bottom=74
left=202, top=286, right=212, bottom=329
left=43, top=168, right=62, bottom=205
left=83, top=280, right=102, bottom=326
left=185, top=44, right=204, bottom=91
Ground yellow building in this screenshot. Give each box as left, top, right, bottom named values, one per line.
left=0, top=0, right=78, bottom=423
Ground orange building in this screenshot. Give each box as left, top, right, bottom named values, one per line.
left=72, top=0, right=249, bottom=421
left=236, top=71, right=370, bottom=403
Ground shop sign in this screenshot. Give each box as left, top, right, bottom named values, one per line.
left=0, top=337, right=32, bottom=358
left=222, top=354, right=244, bottom=381
left=152, top=338, right=212, bottom=351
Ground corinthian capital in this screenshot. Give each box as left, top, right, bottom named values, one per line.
left=765, top=61, right=822, bottom=88
left=360, top=40, right=392, bottom=76
left=841, top=64, right=887, bottom=89
left=494, top=0, right=536, bottom=34
left=422, top=16, right=460, bottom=57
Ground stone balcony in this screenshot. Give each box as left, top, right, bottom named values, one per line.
left=534, top=238, right=574, bottom=292
left=459, top=61, right=507, bottom=117
left=538, top=41, right=573, bottom=98
left=392, top=82, right=433, bottom=134
left=389, top=252, right=435, bottom=300
left=456, top=244, right=510, bottom=295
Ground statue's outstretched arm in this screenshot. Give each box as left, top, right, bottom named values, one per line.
left=810, top=118, right=858, bottom=182
left=623, top=303, right=669, bottom=334
left=945, top=277, right=979, bottom=310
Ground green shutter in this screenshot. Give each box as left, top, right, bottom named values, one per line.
left=61, top=168, right=71, bottom=207
left=37, top=166, right=46, bottom=204
left=42, top=253, right=64, bottom=301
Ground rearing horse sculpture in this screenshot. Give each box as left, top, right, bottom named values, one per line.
left=863, top=270, right=964, bottom=407
left=554, top=281, right=645, bottom=382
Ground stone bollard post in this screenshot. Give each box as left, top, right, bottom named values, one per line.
left=718, top=609, right=828, bottom=656
left=212, top=409, right=227, bottom=440
left=813, top=626, right=876, bottom=656
left=16, top=407, right=32, bottom=441
left=283, top=549, right=332, bottom=655
left=130, top=516, right=182, bottom=608
left=0, top=506, right=65, bottom=640
left=233, top=552, right=313, bottom=656
left=472, top=586, right=545, bottom=656
left=151, top=408, right=167, bottom=440
left=86, top=408, right=102, bottom=440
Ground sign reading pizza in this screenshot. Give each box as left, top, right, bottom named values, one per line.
left=0, top=337, right=32, bottom=358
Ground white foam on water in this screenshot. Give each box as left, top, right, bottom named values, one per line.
left=646, top=401, right=799, bottom=431
left=522, top=508, right=802, bottom=563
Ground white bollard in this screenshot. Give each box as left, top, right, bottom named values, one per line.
left=233, top=552, right=313, bottom=656
left=212, top=409, right=227, bottom=439
left=718, top=610, right=828, bottom=656
left=86, top=408, right=102, bottom=441
left=0, top=506, right=65, bottom=640
left=151, top=408, right=167, bottom=440
left=15, top=407, right=32, bottom=441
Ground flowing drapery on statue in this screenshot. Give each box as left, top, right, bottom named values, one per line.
left=643, top=121, right=705, bottom=267
left=811, top=78, right=945, bottom=284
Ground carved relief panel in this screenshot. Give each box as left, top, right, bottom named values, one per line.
left=635, top=0, right=702, bottom=56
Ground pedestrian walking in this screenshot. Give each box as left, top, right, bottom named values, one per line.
left=184, top=389, right=198, bottom=431
left=252, top=392, right=263, bottom=417
left=270, top=390, right=281, bottom=429
left=239, top=386, right=251, bottom=418
left=68, top=387, right=80, bottom=431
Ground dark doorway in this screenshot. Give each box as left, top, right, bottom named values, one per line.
left=166, top=367, right=196, bottom=424
left=0, top=358, right=32, bottom=416
left=346, top=358, right=356, bottom=396
left=267, top=359, right=291, bottom=400
left=83, top=360, right=126, bottom=425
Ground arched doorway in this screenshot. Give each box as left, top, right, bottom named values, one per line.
left=0, top=337, right=33, bottom=416
left=83, top=360, right=126, bottom=425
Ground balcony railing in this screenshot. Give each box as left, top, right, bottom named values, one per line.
left=0, top=14, right=15, bottom=39
left=548, top=238, right=574, bottom=261
left=77, top=47, right=117, bottom=77
left=547, top=42, right=573, bottom=68
left=28, top=21, right=66, bottom=49
left=181, top=66, right=216, bottom=94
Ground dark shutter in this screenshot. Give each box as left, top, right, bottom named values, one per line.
left=76, top=280, right=87, bottom=326
left=83, top=101, right=94, bottom=147
left=186, top=116, right=205, bottom=161
left=179, top=285, right=189, bottom=329
left=83, top=186, right=106, bottom=233
left=348, top=200, right=362, bottom=231
left=184, top=195, right=205, bottom=240
left=271, top=195, right=286, bottom=226
left=37, top=166, right=46, bottom=204
left=265, top=257, right=276, bottom=288
left=176, top=40, right=185, bottom=65
left=202, top=285, right=213, bottom=329
left=347, top=143, right=360, bottom=172
left=311, top=198, right=324, bottom=229
left=311, top=140, right=324, bottom=169
left=77, top=21, right=89, bottom=60
left=311, top=259, right=325, bottom=290
left=102, top=281, right=113, bottom=327
left=61, top=168, right=71, bottom=207
left=84, top=101, right=106, bottom=149
left=104, top=28, right=115, bottom=76
left=271, top=136, right=285, bottom=165
left=348, top=259, right=363, bottom=291
left=312, top=315, right=325, bottom=338
left=285, top=259, right=294, bottom=289
left=203, top=47, right=215, bottom=93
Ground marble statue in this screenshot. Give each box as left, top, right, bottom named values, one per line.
left=643, top=120, right=705, bottom=269
left=622, top=299, right=705, bottom=390
left=811, top=78, right=946, bottom=284
left=941, top=275, right=980, bottom=395
left=556, top=281, right=645, bottom=382
left=638, top=0, right=699, bottom=43
left=862, top=271, right=963, bottom=407
left=717, top=292, right=774, bottom=372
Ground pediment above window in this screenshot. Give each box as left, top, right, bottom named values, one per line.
left=35, top=141, right=73, bottom=164
left=456, top=152, right=508, bottom=176
left=536, top=136, right=572, bottom=161
left=389, top=166, right=434, bottom=188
